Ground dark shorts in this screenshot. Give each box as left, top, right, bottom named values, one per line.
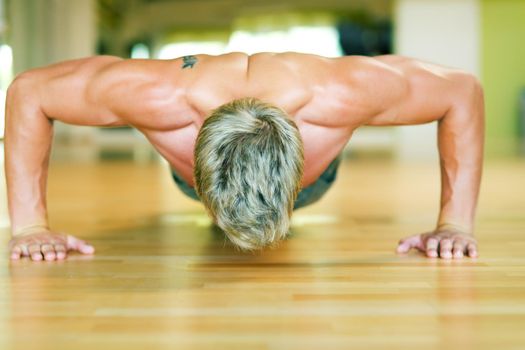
left=170, top=155, right=342, bottom=210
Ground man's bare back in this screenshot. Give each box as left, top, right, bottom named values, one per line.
left=4, top=52, right=484, bottom=260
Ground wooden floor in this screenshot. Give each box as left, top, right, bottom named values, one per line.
left=1, top=155, right=525, bottom=350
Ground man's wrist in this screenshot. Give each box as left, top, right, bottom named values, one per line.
left=436, top=221, right=473, bottom=235
left=12, top=221, right=50, bottom=237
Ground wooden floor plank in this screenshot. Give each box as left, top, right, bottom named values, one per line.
left=1, top=156, right=524, bottom=349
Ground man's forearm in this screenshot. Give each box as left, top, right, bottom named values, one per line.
left=436, top=76, right=484, bottom=233
left=4, top=75, right=53, bottom=235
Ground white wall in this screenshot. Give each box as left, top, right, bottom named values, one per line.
left=394, top=0, right=480, bottom=161
left=8, top=0, right=98, bottom=160
left=9, top=0, right=96, bottom=74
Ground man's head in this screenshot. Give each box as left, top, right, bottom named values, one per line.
left=194, top=97, right=304, bottom=250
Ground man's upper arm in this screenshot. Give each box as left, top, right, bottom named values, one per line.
left=362, top=56, right=468, bottom=127
left=24, top=56, right=126, bottom=126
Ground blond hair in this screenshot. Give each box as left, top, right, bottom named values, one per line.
left=194, top=98, right=304, bottom=250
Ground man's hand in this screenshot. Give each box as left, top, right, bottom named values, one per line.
left=8, top=231, right=95, bottom=261
left=396, top=226, right=478, bottom=259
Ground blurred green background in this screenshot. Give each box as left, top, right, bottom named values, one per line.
left=481, top=0, right=525, bottom=157
left=0, top=0, right=523, bottom=160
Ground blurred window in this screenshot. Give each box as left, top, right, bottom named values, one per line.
left=158, top=42, right=226, bottom=59
left=156, top=13, right=343, bottom=59
left=131, top=43, right=150, bottom=59
left=227, top=26, right=342, bottom=57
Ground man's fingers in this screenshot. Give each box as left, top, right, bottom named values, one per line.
left=8, top=233, right=90, bottom=261
left=467, top=243, right=478, bottom=258
left=19, top=244, right=30, bottom=257
left=425, top=238, right=439, bottom=258
left=396, top=235, right=422, bottom=254
left=452, top=240, right=465, bottom=259
left=10, top=245, right=22, bottom=260
left=396, top=241, right=410, bottom=254
left=54, top=244, right=67, bottom=260
left=9, top=240, right=68, bottom=261
left=67, top=236, right=95, bottom=255
left=79, top=243, right=95, bottom=255
left=439, top=239, right=453, bottom=259
left=41, top=244, right=56, bottom=261
left=28, top=244, right=43, bottom=261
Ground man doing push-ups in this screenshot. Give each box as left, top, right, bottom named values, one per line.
left=4, top=52, right=484, bottom=261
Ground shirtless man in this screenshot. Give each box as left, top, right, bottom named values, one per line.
left=4, top=52, right=484, bottom=261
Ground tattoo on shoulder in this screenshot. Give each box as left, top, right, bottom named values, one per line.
left=181, top=55, right=197, bottom=69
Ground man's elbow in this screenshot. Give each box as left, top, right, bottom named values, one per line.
left=449, top=73, right=484, bottom=121
left=455, top=72, right=484, bottom=104
left=6, top=71, right=39, bottom=104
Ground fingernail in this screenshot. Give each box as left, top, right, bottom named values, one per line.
left=82, top=246, right=95, bottom=254
left=32, top=254, right=43, bottom=261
